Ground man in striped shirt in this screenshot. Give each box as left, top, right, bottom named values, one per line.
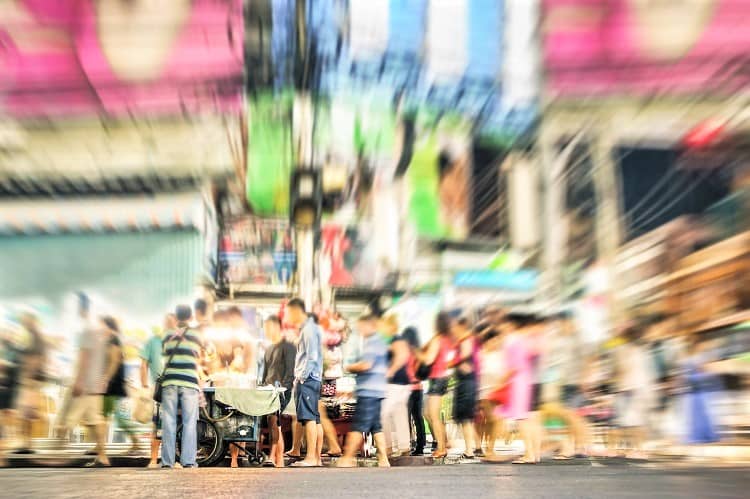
left=160, top=305, right=204, bottom=469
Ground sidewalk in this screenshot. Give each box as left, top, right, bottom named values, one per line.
left=647, top=440, right=750, bottom=464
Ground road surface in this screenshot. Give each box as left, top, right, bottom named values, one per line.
left=1, top=460, right=747, bottom=498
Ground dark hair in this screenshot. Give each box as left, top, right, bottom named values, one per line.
left=102, top=316, right=119, bottom=332
left=435, top=312, right=452, bottom=336
left=401, top=326, right=420, bottom=349
left=456, top=316, right=471, bottom=328
left=194, top=299, right=208, bottom=316
left=480, top=328, right=500, bottom=344
left=265, top=315, right=282, bottom=327
left=308, top=313, right=319, bottom=324
left=227, top=305, right=242, bottom=316
left=175, top=305, right=192, bottom=323
left=287, top=298, right=306, bottom=313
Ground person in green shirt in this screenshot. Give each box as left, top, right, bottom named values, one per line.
left=140, top=313, right=175, bottom=468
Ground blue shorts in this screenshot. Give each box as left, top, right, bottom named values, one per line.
left=352, top=396, right=383, bottom=435
left=295, top=378, right=321, bottom=424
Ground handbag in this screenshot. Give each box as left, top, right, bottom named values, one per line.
left=152, top=330, right=185, bottom=403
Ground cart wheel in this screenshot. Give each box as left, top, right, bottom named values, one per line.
left=177, top=418, right=226, bottom=467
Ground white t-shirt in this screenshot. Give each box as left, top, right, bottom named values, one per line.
left=78, top=325, right=108, bottom=396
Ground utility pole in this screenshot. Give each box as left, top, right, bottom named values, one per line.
left=590, top=121, right=624, bottom=324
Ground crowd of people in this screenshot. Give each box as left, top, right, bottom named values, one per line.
left=0, top=294, right=731, bottom=469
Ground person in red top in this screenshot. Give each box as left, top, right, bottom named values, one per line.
left=417, top=312, right=454, bottom=459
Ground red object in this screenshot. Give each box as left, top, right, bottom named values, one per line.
left=683, top=120, right=726, bottom=149
left=487, top=385, right=509, bottom=406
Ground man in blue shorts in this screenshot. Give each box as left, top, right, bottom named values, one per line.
left=337, top=312, right=390, bottom=468
left=287, top=298, right=323, bottom=468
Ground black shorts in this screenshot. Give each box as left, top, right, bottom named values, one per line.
left=295, top=378, right=321, bottom=424
left=352, top=396, right=383, bottom=434
left=427, top=378, right=449, bottom=396
left=531, top=384, right=542, bottom=411
left=453, top=375, right=478, bottom=423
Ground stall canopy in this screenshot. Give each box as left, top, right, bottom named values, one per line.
left=0, top=193, right=206, bottom=235
left=0, top=193, right=215, bottom=322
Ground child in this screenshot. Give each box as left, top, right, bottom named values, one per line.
left=336, top=312, right=390, bottom=468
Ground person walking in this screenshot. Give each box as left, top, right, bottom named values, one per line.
left=501, top=314, right=541, bottom=465
left=160, top=305, right=204, bottom=469
left=683, top=339, right=721, bottom=444
left=401, top=326, right=426, bottom=456
left=613, top=325, right=656, bottom=460
left=287, top=299, right=324, bottom=468
left=449, top=316, right=480, bottom=459
left=101, top=317, right=139, bottom=456
left=12, top=311, right=47, bottom=456
left=260, top=315, right=296, bottom=467
left=337, top=312, right=390, bottom=468
left=62, top=298, right=110, bottom=467
left=417, top=312, right=454, bottom=459
left=140, top=314, right=174, bottom=468
left=379, top=313, right=413, bottom=457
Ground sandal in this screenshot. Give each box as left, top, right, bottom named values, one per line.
left=460, top=453, right=477, bottom=460
left=85, top=459, right=112, bottom=468
left=511, top=459, right=537, bottom=465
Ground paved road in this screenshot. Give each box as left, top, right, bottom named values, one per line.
left=1, top=461, right=747, bottom=499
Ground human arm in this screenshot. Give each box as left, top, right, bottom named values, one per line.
left=103, top=338, right=122, bottom=388
left=283, top=343, right=296, bottom=388
left=140, top=360, right=149, bottom=389
left=417, top=337, right=439, bottom=365
left=386, top=339, right=410, bottom=380
left=345, top=360, right=373, bottom=374
left=297, top=325, right=318, bottom=382
left=451, top=338, right=474, bottom=375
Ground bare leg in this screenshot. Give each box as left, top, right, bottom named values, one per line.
left=268, top=415, right=284, bottom=467
left=337, top=432, right=364, bottom=468
left=319, top=401, right=341, bottom=455
left=288, top=418, right=302, bottom=457
left=230, top=442, right=246, bottom=468
left=426, top=395, right=446, bottom=455
left=148, top=431, right=160, bottom=466
left=316, top=424, right=324, bottom=466
left=373, top=432, right=390, bottom=467
left=93, top=424, right=110, bottom=465
left=461, top=422, right=478, bottom=457
left=299, top=421, right=318, bottom=466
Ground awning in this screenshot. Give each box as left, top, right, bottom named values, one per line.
left=0, top=193, right=205, bottom=235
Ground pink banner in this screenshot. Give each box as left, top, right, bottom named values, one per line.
left=1, top=0, right=243, bottom=118
left=544, top=0, right=750, bottom=96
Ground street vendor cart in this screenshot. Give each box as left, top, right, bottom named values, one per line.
left=157, top=385, right=285, bottom=467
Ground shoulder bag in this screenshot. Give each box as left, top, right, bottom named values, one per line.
left=153, top=329, right=185, bottom=403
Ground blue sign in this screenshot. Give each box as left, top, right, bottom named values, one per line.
left=453, top=270, right=538, bottom=291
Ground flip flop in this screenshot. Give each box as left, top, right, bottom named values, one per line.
left=511, top=459, right=537, bottom=465
left=553, top=455, right=573, bottom=461
left=290, top=460, right=318, bottom=468
left=85, top=460, right=112, bottom=468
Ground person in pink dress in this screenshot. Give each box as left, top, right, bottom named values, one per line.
left=502, top=314, right=544, bottom=464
